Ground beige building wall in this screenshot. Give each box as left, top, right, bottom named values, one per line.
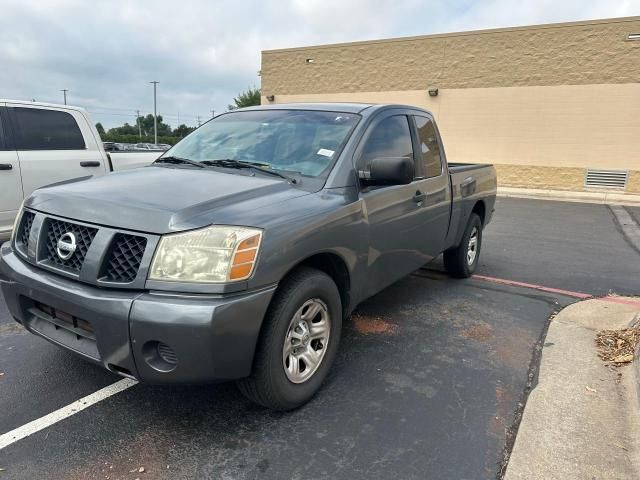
left=261, top=17, right=640, bottom=194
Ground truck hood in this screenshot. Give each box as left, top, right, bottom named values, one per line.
left=27, top=166, right=312, bottom=234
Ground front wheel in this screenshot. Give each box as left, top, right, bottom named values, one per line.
left=443, top=212, right=483, bottom=278
left=237, top=267, right=342, bottom=410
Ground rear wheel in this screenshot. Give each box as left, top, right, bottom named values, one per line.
left=237, top=267, right=342, bottom=410
left=443, top=212, right=483, bottom=278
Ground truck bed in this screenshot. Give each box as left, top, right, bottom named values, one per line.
left=448, top=162, right=492, bottom=174
left=446, top=162, right=497, bottom=250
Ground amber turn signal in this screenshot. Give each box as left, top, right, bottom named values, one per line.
left=238, top=234, right=260, bottom=250
left=233, top=249, right=257, bottom=265
left=228, top=232, right=262, bottom=280
left=229, top=263, right=253, bottom=280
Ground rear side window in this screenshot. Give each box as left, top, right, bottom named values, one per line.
left=0, top=109, right=6, bottom=150
left=359, top=115, right=414, bottom=171
left=12, top=107, right=85, bottom=150
left=414, top=116, right=442, bottom=178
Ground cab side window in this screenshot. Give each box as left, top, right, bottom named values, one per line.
left=414, top=115, right=442, bottom=178
left=12, top=107, right=85, bottom=151
left=0, top=110, right=6, bottom=151
left=358, top=115, right=414, bottom=173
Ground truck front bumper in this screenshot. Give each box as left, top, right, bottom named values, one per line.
left=0, top=244, right=276, bottom=383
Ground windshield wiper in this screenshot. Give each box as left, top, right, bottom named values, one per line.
left=154, top=156, right=205, bottom=168
left=201, top=159, right=297, bottom=184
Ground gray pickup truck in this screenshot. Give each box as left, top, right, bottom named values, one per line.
left=0, top=103, right=496, bottom=410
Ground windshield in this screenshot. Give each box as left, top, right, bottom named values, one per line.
left=164, top=110, right=360, bottom=178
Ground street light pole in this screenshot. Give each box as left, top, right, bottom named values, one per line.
left=211, top=109, right=215, bottom=118
left=150, top=81, right=159, bottom=145
left=60, top=89, right=68, bottom=105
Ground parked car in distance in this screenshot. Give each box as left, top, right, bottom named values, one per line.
left=0, top=100, right=162, bottom=239
left=1, top=103, right=497, bottom=410
left=103, top=142, right=138, bottom=151
left=134, top=142, right=168, bottom=151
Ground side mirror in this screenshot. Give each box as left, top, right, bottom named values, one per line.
left=359, top=157, right=414, bottom=186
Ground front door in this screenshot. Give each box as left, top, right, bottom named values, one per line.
left=357, top=112, right=432, bottom=297
left=0, top=106, right=23, bottom=237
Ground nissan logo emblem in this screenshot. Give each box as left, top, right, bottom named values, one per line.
left=56, top=232, right=77, bottom=260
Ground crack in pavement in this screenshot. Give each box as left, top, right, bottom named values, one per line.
left=608, top=205, right=640, bottom=255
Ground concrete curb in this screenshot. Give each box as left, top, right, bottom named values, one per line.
left=633, top=313, right=640, bottom=424
left=505, top=298, right=640, bottom=480
left=498, top=187, right=640, bottom=206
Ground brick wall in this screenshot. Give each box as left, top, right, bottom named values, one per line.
left=262, top=17, right=640, bottom=96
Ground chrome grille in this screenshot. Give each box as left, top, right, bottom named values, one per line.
left=102, top=234, right=147, bottom=283
left=44, top=219, right=97, bottom=273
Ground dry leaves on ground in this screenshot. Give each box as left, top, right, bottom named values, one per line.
left=595, top=327, right=640, bottom=365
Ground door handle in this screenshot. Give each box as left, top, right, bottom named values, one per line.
left=413, top=190, right=427, bottom=204
left=0, top=163, right=13, bottom=171
left=80, top=161, right=101, bottom=167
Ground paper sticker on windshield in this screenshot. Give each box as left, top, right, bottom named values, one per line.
left=317, top=148, right=335, bottom=157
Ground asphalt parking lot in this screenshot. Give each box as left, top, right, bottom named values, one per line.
left=1, top=198, right=639, bottom=480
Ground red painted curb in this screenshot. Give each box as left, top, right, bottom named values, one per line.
left=472, top=274, right=640, bottom=306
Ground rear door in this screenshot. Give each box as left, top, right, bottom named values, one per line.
left=411, top=114, right=451, bottom=258
left=0, top=105, right=23, bottom=237
left=356, top=110, right=431, bottom=296
left=6, top=104, right=107, bottom=198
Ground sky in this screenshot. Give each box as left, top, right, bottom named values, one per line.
left=1, top=0, right=638, bottom=130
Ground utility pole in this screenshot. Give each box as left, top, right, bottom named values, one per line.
left=150, top=81, right=159, bottom=145
left=136, top=110, right=142, bottom=140
left=60, top=89, right=68, bottom=105
left=211, top=109, right=215, bottom=118
left=197, top=116, right=201, bottom=126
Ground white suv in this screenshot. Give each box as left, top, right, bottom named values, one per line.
left=0, top=100, right=161, bottom=239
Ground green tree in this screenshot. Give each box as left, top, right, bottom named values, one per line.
left=228, top=87, right=261, bottom=110
left=98, top=116, right=198, bottom=145
left=109, top=122, right=138, bottom=136
left=138, top=114, right=172, bottom=137
left=173, top=124, right=196, bottom=138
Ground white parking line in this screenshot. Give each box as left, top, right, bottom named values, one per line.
left=0, top=378, right=137, bottom=450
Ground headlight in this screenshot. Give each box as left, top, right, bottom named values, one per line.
left=10, top=200, right=26, bottom=244
left=148, top=225, right=263, bottom=283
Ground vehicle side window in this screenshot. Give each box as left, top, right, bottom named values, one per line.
left=12, top=107, right=85, bottom=150
left=414, top=116, right=442, bottom=178
left=358, top=115, right=414, bottom=172
left=0, top=111, right=5, bottom=150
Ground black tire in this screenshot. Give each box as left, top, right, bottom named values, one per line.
left=237, top=267, right=342, bottom=410
left=443, top=213, right=483, bottom=278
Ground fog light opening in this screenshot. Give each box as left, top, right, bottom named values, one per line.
left=142, top=341, right=178, bottom=372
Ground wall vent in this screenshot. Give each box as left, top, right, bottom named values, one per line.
left=584, top=169, right=628, bottom=189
